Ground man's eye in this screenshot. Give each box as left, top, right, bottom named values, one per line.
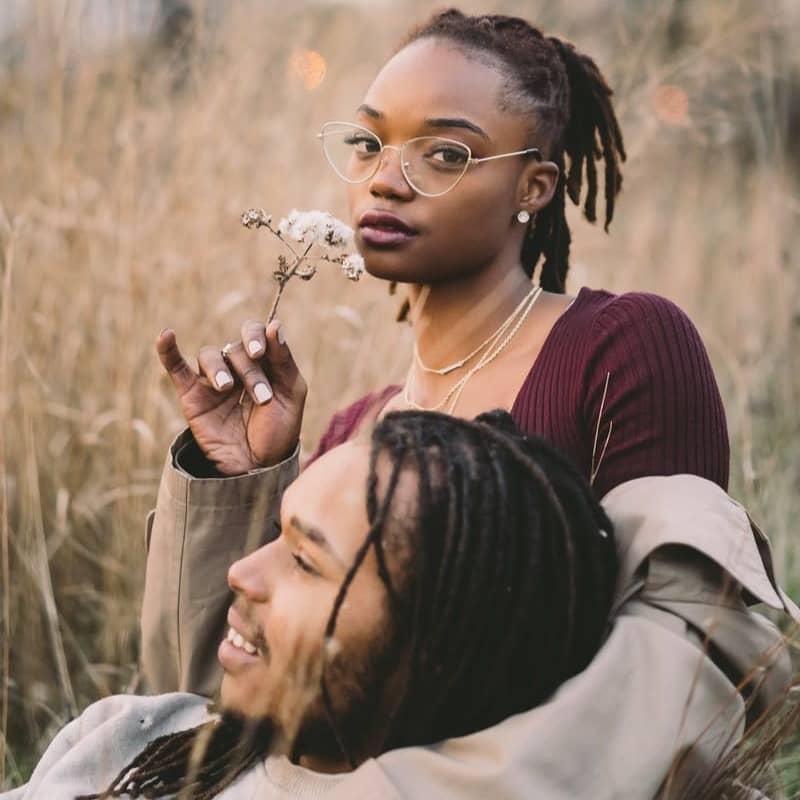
left=292, top=553, right=316, bottom=575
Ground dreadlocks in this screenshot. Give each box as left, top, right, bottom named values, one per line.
left=401, top=9, right=626, bottom=293
left=83, top=409, right=616, bottom=798
left=322, top=409, right=617, bottom=758
left=76, top=714, right=274, bottom=800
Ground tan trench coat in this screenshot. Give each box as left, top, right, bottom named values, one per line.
left=141, top=431, right=799, bottom=799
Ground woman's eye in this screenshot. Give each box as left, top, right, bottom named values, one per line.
left=427, top=146, right=468, bottom=166
left=292, top=553, right=316, bottom=575
left=345, top=135, right=381, bottom=155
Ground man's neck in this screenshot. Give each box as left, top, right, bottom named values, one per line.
left=408, top=254, right=533, bottom=370
left=297, top=752, right=352, bottom=774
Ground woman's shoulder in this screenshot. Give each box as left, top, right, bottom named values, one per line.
left=569, top=286, right=697, bottom=331
left=563, top=286, right=706, bottom=363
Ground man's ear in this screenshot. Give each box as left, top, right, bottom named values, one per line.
left=517, top=160, right=559, bottom=217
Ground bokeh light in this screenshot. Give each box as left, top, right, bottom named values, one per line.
left=288, top=48, right=327, bottom=91
left=651, top=84, right=690, bottom=126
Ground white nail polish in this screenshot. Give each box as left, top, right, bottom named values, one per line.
left=254, top=382, right=272, bottom=404
left=248, top=340, right=263, bottom=356
left=215, top=371, right=233, bottom=388
left=277, top=324, right=286, bottom=346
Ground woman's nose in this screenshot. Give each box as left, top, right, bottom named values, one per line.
left=368, top=146, right=415, bottom=200
left=227, top=542, right=276, bottom=602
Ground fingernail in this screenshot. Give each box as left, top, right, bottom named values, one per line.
left=276, top=323, right=286, bottom=346
left=254, top=382, right=272, bottom=404
left=248, top=340, right=263, bottom=356
left=215, top=371, right=233, bottom=388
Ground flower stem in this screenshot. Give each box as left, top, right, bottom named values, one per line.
left=265, top=242, right=314, bottom=324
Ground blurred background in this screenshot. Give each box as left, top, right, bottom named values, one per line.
left=0, top=0, right=798, bottom=789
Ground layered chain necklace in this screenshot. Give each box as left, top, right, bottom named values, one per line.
left=403, top=285, right=543, bottom=415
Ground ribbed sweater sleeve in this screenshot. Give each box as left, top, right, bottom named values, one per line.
left=579, top=292, right=729, bottom=497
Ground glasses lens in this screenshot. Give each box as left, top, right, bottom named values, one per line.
left=320, top=123, right=382, bottom=184
left=402, top=137, right=470, bottom=196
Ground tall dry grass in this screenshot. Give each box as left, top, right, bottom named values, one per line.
left=0, top=0, right=798, bottom=789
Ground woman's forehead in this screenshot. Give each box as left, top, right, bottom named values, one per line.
left=363, top=38, right=510, bottom=130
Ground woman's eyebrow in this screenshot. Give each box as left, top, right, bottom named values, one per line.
left=423, top=117, right=489, bottom=139
left=355, top=104, right=489, bottom=139
left=356, top=103, right=382, bottom=119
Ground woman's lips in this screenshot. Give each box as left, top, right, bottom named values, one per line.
left=358, top=210, right=418, bottom=248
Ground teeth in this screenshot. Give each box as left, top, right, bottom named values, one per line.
left=226, top=626, right=260, bottom=655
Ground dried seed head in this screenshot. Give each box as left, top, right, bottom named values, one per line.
left=341, top=253, right=365, bottom=281
left=242, top=208, right=272, bottom=229
left=278, top=209, right=354, bottom=248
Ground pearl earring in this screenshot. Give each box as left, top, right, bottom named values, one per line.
left=516, top=210, right=531, bottom=224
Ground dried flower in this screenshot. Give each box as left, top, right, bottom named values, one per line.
left=277, top=209, right=354, bottom=248
left=242, top=207, right=362, bottom=324
left=241, top=208, right=272, bottom=229
left=340, top=253, right=365, bottom=281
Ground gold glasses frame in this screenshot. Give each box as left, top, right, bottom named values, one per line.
left=318, top=121, right=541, bottom=198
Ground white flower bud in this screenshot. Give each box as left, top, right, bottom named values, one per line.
left=341, top=253, right=365, bottom=281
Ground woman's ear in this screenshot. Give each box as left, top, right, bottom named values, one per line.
left=517, top=160, right=559, bottom=216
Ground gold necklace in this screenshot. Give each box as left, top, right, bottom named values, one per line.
left=403, top=286, right=543, bottom=414
left=413, top=286, right=538, bottom=376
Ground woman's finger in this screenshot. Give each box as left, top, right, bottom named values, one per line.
left=264, top=320, right=304, bottom=397
left=241, top=319, right=267, bottom=359
left=156, top=329, right=199, bottom=397
left=197, top=345, right=236, bottom=392
left=222, top=342, right=274, bottom=405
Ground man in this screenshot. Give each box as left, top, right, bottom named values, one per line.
left=4, top=410, right=619, bottom=799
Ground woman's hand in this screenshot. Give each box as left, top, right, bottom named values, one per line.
left=156, top=320, right=307, bottom=475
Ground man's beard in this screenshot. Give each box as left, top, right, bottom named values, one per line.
left=289, top=612, right=407, bottom=766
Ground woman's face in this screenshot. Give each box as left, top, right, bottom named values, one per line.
left=345, top=37, right=544, bottom=285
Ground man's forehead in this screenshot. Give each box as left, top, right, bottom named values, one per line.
left=283, top=442, right=371, bottom=551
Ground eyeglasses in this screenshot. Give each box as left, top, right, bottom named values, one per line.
left=318, top=121, right=541, bottom=198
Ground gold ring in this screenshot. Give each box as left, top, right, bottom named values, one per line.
left=221, top=342, right=236, bottom=359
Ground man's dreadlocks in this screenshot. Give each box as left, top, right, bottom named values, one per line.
left=81, top=409, right=616, bottom=798
left=323, top=410, right=617, bottom=757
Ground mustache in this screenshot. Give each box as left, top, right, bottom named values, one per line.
left=230, top=597, right=269, bottom=654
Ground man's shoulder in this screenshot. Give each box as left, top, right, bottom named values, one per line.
left=75, top=692, right=212, bottom=738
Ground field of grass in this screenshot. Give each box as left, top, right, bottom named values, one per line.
left=1, top=0, right=798, bottom=791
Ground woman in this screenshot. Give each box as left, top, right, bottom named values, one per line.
left=156, top=8, right=728, bottom=496
left=141, top=8, right=796, bottom=797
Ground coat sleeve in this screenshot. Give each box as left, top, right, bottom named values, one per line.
left=140, top=430, right=299, bottom=696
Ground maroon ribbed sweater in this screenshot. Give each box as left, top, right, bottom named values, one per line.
left=312, top=287, right=730, bottom=497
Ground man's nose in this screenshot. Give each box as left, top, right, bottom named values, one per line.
left=368, top=145, right=415, bottom=199
left=227, top=542, right=276, bottom=602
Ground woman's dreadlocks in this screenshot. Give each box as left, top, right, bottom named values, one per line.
left=400, top=9, right=626, bottom=295
left=80, top=409, right=616, bottom=798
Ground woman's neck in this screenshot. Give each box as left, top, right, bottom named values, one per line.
left=408, top=256, right=533, bottom=369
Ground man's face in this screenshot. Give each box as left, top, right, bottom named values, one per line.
left=218, top=441, right=407, bottom=758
